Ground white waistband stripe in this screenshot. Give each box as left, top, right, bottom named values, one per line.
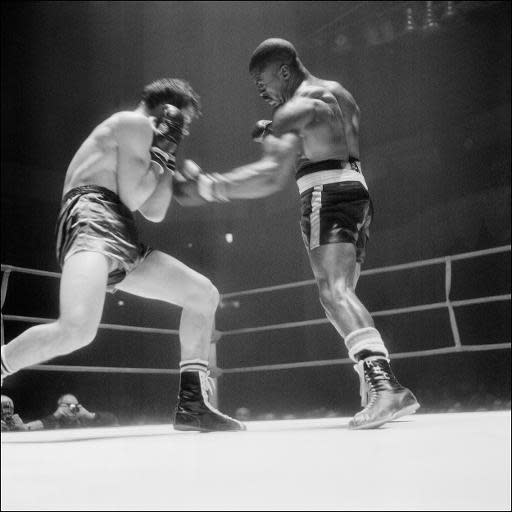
left=297, top=169, right=368, bottom=195
left=310, top=186, right=323, bottom=251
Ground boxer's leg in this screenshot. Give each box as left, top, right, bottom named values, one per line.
left=354, top=262, right=362, bottom=289
left=308, top=242, right=375, bottom=339
left=117, top=250, right=219, bottom=361
left=116, top=250, right=245, bottom=432
left=308, top=243, right=419, bottom=429
left=1, top=251, right=109, bottom=379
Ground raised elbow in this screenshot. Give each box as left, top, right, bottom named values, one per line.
left=149, top=212, right=166, bottom=223
left=139, top=204, right=168, bottom=222
left=143, top=212, right=166, bottom=223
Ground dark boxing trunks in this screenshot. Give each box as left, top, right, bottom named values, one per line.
left=298, top=161, right=373, bottom=263
left=55, top=185, right=152, bottom=288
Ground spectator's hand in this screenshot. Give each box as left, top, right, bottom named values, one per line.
left=75, top=404, right=95, bottom=421
left=1, top=414, right=28, bottom=431
left=10, top=414, right=28, bottom=431
left=53, top=403, right=77, bottom=420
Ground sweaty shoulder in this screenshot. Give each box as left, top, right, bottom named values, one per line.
left=324, top=81, right=359, bottom=113
left=109, top=111, right=153, bottom=146
left=297, top=84, right=337, bottom=105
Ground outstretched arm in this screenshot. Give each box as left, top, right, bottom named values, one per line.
left=173, top=133, right=301, bottom=206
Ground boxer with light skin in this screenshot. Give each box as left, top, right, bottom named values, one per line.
left=0, top=78, right=300, bottom=432
left=246, top=38, right=420, bottom=429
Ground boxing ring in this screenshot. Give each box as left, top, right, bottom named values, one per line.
left=1, top=245, right=511, bottom=510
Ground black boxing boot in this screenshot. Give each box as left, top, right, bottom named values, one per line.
left=348, top=356, right=420, bottom=430
left=173, top=363, right=246, bottom=432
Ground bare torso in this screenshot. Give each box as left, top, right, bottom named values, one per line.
left=276, top=76, right=360, bottom=165
left=62, top=111, right=155, bottom=211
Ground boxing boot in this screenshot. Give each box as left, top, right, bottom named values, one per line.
left=174, top=370, right=246, bottom=432
left=348, top=356, right=420, bottom=430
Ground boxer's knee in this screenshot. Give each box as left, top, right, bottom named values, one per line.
left=184, top=277, right=219, bottom=315
left=55, top=318, right=98, bottom=353
left=204, top=280, right=220, bottom=311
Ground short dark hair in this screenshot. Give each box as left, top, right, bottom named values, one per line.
left=141, top=78, right=201, bottom=118
left=249, top=38, right=299, bottom=73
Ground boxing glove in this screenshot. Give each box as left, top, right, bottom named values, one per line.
left=150, top=105, right=185, bottom=174
left=173, top=160, right=229, bottom=206
left=251, top=120, right=273, bottom=143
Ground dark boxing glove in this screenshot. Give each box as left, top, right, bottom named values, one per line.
left=251, top=120, right=273, bottom=143
left=150, top=104, right=185, bottom=174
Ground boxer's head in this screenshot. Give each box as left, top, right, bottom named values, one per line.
left=249, top=39, right=304, bottom=107
left=141, top=78, right=201, bottom=135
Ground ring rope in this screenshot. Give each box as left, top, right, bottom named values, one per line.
left=221, top=245, right=511, bottom=299
left=28, top=364, right=180, bottom=375
left=2, top=315, right=179, bottom=336
left=2, top=245, right=510, bottom=375
left=3, top=245, right=509, bottom=300
left=21, top=342, right=511, bottom=375
left=219, top=343, right=512, bottom=374
left=221, top=295, right=510, bottom=337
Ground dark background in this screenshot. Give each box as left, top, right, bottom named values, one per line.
left=1, top=1, right=510, bottom=424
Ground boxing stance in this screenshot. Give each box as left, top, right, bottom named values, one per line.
left=0, top=78, right=300, bottom=432
left=246, top=39, right=420, bottom=429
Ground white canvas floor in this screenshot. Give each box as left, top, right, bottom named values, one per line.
left=1, top=411, right=510, bottom=511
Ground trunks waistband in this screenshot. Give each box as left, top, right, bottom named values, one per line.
left=62, top=185, right=121, bottom=205
left=297, top=170, right=368, bottom=195
left=296, top=158, right=361, bottom=180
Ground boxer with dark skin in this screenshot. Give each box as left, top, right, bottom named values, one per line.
left=247, top=39, right=420, bottom=429
left=1, top=78, right=300, bottom=432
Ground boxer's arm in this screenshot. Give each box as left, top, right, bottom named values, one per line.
left=137, top=167, right=173, bottom=222
left=173, top=133, right=300, bottom=206
left=272, top=89, right=337, bottom=136
left=115, top=113, right=155, bottom=209
left=217, top=133, right=300, bottom=198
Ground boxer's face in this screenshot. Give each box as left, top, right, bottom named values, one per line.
left=252, top=63, right=286, bottom=107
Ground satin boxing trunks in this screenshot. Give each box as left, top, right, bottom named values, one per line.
left=55, top=185, right=152, bottom=289
left=297, top=159, right=373, bottom=264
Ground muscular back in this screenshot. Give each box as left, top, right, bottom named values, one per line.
left=275, top=77, right=360, bottom=164
left=62, top=112, right=155, bottom=210
left=63, top=116, right=119, bottom=195
left=322, top=79, right=360, bottom=161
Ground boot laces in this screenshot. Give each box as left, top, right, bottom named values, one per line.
left=354, top=357, right=392, bottom=407
left=198, top=371, right=242, bottom=425
left=205, top=371, right=215, bottom=400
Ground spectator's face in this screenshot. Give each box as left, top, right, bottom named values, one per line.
left=57, top=394, right=81, bottom=418
left=1, top=395, right=14, bottom=421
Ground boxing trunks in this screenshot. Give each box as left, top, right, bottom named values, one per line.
left=55, top=185, right=152, bottom=289
left=297, top=159, right=373, bottom=263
